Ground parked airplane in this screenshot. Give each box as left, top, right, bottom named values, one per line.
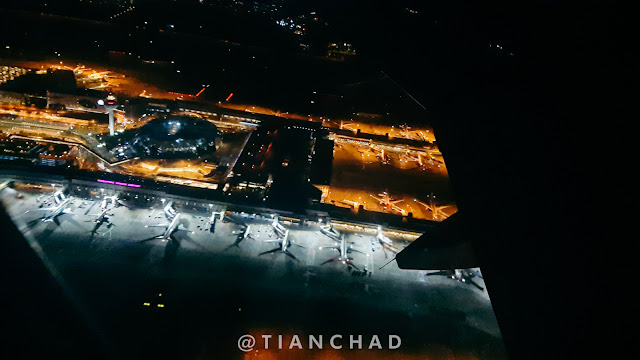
left=319, top=223, right=342, bottom=241
left=85, top=71, right=110, bottom=79
left=260, top=229, right=305, bottom=261
left=143, top=213, right=183, bottom=242
left=401, top=151, right=426, bottom=168
left=413, top=193, right=452, bottom=221
left=88, top=208, right=112, bottom=224
left=319, top=234, right=365, bottom=270
left=87, top=208, right=113, bottom=238
left=370, top=191, right=406, bottom=215
left=376, top=226, right=399, bottom=253
left=163, top=201, right=177, bottom=219
left=426, top=269, right=484, bottom=290
left=37, top=194, right=74, bottom=223
left=370, top=145, right=391, bottom=165
left=101, top=195, right=128, bottom=210
left=225, top=225, right=255, bottom=250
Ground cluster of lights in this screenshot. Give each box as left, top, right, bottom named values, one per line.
left=108, top=7, right=134, bottom=20
left=97, top=179, right=141, bottom=188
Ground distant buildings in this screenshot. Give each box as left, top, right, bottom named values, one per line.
left=327, top=43, right=356, bottom=61
left=106, top=115, right=221, bottom=160
left=0, top=66, right=29, bottom=85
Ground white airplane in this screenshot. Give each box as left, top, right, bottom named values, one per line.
left=271, top=215, right=287, bottom=238
left=260, top=229, right=305, bottom=261
left=376, top=226, right=399, bottom=253
left=163, top=201, right=177, bottom=220
left=88, top=208, right=111, bottom=224
left=224, top=224, right=255, bottom=250
left=319, top=223, right=342, bottom=241
left=370, top=146, right=391, bottom=165
left=232, top=224, right=253, bottom=240
left=370, top=191, right=407, bottom=215
left=101, top=195, right=128, bottom=210
left=85, top=71, right=110, bottom=79
left=318, top=233, right=365, bottom=269
left=86, top=208, right=114, bottom=238
left=143, top=213, right=183, bottom=242
left=38, top=195, right=74, bottom=223
left=413, top=193, right=452, bottom=221
left=403, top=151, right=425, bottom=167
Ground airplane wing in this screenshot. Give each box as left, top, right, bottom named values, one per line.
left=318, top=245, right=340, bottom=251
left=36, top=207, right=57, bottom=211
left=62, top=208, right=74, bottom=214
left=348, top=247, right=366, bottom=255
left=395, top=213, right=479, bottom=270
left=262, top=239, right=282, bottom=243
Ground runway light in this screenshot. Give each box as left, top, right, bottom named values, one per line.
left=157, top=304, right=164, bottom=308
left=143, top=302, right=150, bottom=306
